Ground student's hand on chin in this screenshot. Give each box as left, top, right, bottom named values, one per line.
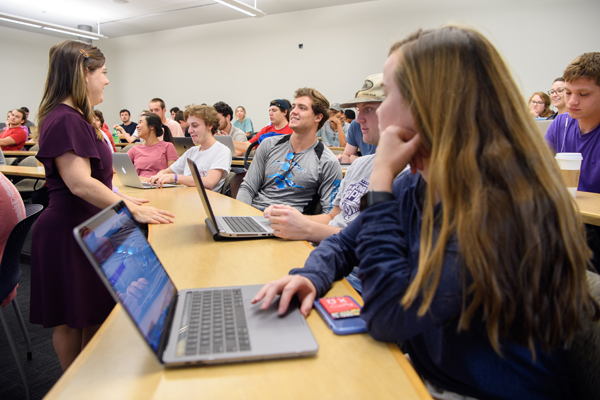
left=374, top=125, right=422, bottom=178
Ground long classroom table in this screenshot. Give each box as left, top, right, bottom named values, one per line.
left=44, top=178, right=432, bottom=400
left=0, top=165, right=45, bottom=179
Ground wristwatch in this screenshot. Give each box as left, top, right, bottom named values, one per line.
left=359, top=191, right=396, bottom=212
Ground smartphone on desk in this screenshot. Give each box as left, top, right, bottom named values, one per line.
left=314, top=296, right=367, bottom=335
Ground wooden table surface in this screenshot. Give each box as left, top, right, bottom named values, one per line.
left=115, top=142, right=141, bottom=147
left=0, top=165, right=45, bottom=179
left=44, top=177, right=432, bottom=400
left=575, top=191, right=600, bottom=226
left=2, top=150, right=37, bottom=157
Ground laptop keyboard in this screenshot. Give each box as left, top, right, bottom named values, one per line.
left=222, top=216, right=267, bottom=233
left=180, top=289, right=251, bottom=356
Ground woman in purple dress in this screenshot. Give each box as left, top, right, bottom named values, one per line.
left=30, top=40, right=175, bottom=371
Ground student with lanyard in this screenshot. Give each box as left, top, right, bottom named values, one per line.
left=253, top=26, right=599, bottom=400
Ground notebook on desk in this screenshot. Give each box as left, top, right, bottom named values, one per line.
left=73, top=201, right=318, bottom=367
left=214, top=135, right=252, bottom=161
left=187, top=158, right=274, bottom=240
left=172, top=137, right=195, bottom=157
left=113, top=153, right=178, bottom=189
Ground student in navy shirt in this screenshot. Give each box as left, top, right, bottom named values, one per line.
left=253, top=26, right=599, bottom=400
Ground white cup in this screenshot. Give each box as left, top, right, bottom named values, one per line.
left=555, top=152, right=583, bottom=198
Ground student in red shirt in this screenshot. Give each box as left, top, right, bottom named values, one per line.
left=0, top=109, right=28, bottom=151
left=233, top=99, right=292, bottom=156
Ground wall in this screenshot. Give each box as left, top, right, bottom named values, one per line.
left=1, top=0, right=599, bottom=128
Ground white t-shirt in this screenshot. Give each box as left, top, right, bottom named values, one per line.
left=169, top=141, right=232, bottom=192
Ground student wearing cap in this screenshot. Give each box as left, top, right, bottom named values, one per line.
left=237, top=88, right=342, bottom=215
left=316, top=102, right=349, bottom=147
left=339, top=74, right=384, bottom=163
left=233, top=99, right=293, bottom=157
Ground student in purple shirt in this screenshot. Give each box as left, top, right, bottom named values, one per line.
left=545, top=52, right=600, bottom=194
left=253, top=27, right=599, bottom=400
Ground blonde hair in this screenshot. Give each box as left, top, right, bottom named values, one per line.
left=391, top=26, right=599, bottom=356
left=235, top=106, right=246, bottom=121
left=183, top=104, right=220, bottom=135
left=37, top=40, right=106, bottom=140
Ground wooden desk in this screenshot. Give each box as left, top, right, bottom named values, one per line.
left=0, top=165, right=45, bottom=179
left=576, top=191, right=600, bottom=226
left=45, top=183, right=431, bottom=400
left=2, top=150, right=37, bottom=157
left=115, top=142, right=140, bottom=147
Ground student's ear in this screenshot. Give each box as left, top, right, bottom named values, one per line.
left=314, top=113, right=323, bottom=124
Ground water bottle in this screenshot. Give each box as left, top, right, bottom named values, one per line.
left=113, top=128, right=119, bottom=144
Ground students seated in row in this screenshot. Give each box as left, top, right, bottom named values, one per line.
left=263, top=73, right=384, bottom=243
left=253, top=26, right=599, bottom=400
left=114, top=109, right=139, bottom=143
left=149, top=104, right=231, bottom=191
left=339, top=74, right=382, bottom=163
left=545, top=52, right=600, bottom=193
left=174, top=110, right=190, bottom=137
left=237, top=88, right=342, bottom=214
left=233, top=99, right=292, bottom=157
left=126, top=113, right=178, bottom=178
left=213, top=101, right=248, bottom=143
left=315, top=103, right=349, bottom=147
left=547, top=77, right=568, bottom=120
left=0, top=108, right=28, bottom=151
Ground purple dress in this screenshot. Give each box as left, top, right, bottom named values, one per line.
left=30, top=104, right=115, bottom=328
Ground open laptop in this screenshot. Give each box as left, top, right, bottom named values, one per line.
left=113, top=153, right=178, bottom=189
left=73, top=201, right=318, bottom=367
left=214, top=135, right=252, bottom=161
left=172, top=137, right=195, bottom=157
left=187, top=158, right=274, bottom=240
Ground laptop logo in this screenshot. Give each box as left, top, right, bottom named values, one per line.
left=121, top=166, right=127, bottom=174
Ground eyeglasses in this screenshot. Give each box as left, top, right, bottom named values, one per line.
left=530, top=101, right=545, bottom=106
left=282, top=150, right=295, bottom=172
left=547, top=88, right=565, bottom=96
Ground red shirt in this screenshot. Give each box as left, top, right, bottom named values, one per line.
left=0, top=127, right=27, bottom=151
left=248, top=123, right=293, bottom=144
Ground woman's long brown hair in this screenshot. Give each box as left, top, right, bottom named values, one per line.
left=392, top=26, right=599, bottom=356
left=37, top=40, right=105, bottom=140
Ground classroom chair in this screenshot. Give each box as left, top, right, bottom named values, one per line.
left=0, top=203, right=44, bottom=400
left=120, top=143, right=137, bottom=153
left=14, top=156, right=46, bottom=197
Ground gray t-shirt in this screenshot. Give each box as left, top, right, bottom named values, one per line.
left=316, top=120, right=349, bottom=147
left=330, top=154, right=375, bottom=228
left=227, top=125, right=248, bottom=142
left=237, top=135, right=343, bottom=214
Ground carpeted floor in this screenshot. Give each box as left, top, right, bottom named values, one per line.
left=0, top=225, right=63, bottom=400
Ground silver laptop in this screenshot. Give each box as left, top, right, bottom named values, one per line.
left=113, top=153, right=178, bottom=189
left=187, top=158, right=274, bottom=239
left=535, top=119, right=553, bottom=136
left=172, top=137, right=195, bottom=157
left=73, top=201, right=318, bottom=367
left=214, top=135, right=251, bottom=160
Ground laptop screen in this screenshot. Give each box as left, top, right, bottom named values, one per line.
left=78, top=204, right=176, bottom=352
left=187, top=158, right=218, bottom=226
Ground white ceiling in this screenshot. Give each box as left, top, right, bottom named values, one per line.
left=0, top=0, right=377, bottom=39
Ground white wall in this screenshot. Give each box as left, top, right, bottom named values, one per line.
left=1, top=0, right=599, bottom=128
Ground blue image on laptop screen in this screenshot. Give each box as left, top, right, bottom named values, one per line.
left=81, top=207, right=175, bottom=352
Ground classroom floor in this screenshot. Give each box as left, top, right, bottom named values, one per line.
left=0, top=226, right=63, bottom=400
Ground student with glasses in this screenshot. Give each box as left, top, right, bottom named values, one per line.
left=237, top=88, right=342, bottom=215
left=528, top=91, right=553, bottom=118
left=254, top=26, right=599, bottom=400
left=546, top=77, right=568, bottom=120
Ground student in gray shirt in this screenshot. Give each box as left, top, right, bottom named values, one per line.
left=213, top=101, right=248, bottom=144
left=237, top=88, right=342, bottom=214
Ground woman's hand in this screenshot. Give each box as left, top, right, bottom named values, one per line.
left=251, top=275, right=317, bottom=317
left=130, top=204, right=175, bottom=224
left=117, top=190, right=149, bottom=206
left=370, top=125, right=422, bottom=192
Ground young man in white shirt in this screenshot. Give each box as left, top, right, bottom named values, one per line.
left=149, top=104, right=231, bottom=191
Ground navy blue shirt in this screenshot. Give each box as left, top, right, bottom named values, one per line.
left=291, top=171, right=575, bottom=400
left=346, top=120, right=376, bottom=156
